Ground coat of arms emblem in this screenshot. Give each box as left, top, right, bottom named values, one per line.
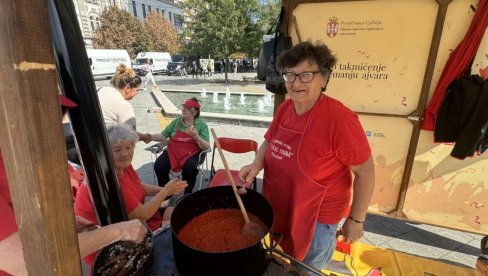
left=327, top=17, right=339, bottom=38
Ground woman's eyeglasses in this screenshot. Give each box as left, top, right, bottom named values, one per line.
left=282, top=71, right=322, bottom=83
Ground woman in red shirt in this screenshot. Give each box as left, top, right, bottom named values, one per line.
left=75, top=123, right=187, bottom=272
left=239, top=41, right=375, bottom=273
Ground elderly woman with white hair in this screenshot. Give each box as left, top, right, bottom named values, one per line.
left=74, top=123, right=187, bottom=273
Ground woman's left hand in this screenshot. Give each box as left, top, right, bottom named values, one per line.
left=341, top=219, right=364, bottom=244
left=162, top=179, right=188, bottom=196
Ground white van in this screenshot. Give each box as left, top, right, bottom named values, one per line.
left=86, top=49, right=131, bottom=79
left=133, top=52, right=171, bottom=75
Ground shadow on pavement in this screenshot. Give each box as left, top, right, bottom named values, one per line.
left=365, top=214, right=480, bottom=256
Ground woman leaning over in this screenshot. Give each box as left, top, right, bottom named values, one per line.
left=238, top=41, right=375, bottom=273
left=74, top=123, right=187, bottom=273
left=97, top=64, right=152, bottom=143
left=150, top=97, right=210, bottom=194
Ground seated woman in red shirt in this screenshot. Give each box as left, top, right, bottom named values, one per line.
left=74, top=123, right=187, bottom=272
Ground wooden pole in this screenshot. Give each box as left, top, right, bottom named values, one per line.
left=0, top=0, right=81, bottom=275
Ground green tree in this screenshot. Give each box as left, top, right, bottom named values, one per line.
left=133, top=30, right=155, bottom=55
left=259, top=0, right=281, bottom=34
left=93, top=7, right=153, bottom=58
left=181, top=0, right=280, bottom=81
left=144, top=12, right=183, bottom=54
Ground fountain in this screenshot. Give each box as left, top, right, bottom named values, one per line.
left=201, top=87, right=207, bottom=98
left=239, top=93, right=246, bottom=105
left=257, top=99, right=265, bottom=113
left=263, top=91, right=273, bottom=107
left=223, top=97, right=231, bottom=110
left=225, top=87, right=231, bottom=99
left=163, top=91, right=273, bottom=117
left=212, top=91, right=219, bottom=103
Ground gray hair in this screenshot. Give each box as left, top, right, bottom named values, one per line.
left=106, top=123, right=139, bottom=145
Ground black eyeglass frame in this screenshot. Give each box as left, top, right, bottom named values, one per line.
left=282, top=71, right=324, bottom=83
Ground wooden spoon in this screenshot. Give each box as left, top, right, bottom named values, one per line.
left=210, top=128, right=264, bottom=238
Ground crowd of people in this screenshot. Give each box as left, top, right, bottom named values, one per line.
left=1, top=41, right=381, bottom=275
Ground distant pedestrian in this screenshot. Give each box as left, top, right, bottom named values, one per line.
left=143, top=60, right=157, bottom=90
left=201, top=63, right=207, bottom=78
left=207, top=63, right=212, bottom=78
left=233, top=60, right=238, bottom=76
left=192, top=61, right=198, bottom=79
left=200, top=63, right=206, bottom=78
left=180, top=62, right=188, bottom=77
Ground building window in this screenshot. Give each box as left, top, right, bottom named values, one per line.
left=156, top=8, right=159, bottom=13
left=161, top=10, right=165, bottom=16
left=132, top=1, right=137, bottom=17
left=142, top=4, right=146, bottom=18
left=89, top=16, right=95, bottom=31
left=174, top=14, right=183, bottom=28
left=169, top=12, right=172, bottom=23
left=148, top=5, right=151, bottom=12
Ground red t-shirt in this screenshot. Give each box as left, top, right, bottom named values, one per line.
left=265, top=96, right=371, bottom=224
left=74, top=165, right=162, bottom=271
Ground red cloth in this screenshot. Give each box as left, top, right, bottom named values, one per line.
left=0, top=152, right=16, bottom=276
left=67, top=163, right=84, bottom=202
left=263, top=96, right=370, bottom=259
left=422, top=0, right=488, bottom=130
left=74, top=165, right=162, bottom=272
left=167, top=124, right=200, bottom=172
left=0, top=152, right=17, bottom=242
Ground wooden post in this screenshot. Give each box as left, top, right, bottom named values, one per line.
left=0, top=0, right=81, bottom=275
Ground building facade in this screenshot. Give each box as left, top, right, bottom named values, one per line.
left=72, top=0, right=183, bottom=47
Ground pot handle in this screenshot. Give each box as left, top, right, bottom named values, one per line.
left=263, top=232, right=283, bottom=252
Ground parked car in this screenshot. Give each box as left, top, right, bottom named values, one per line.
left=166, top=61, right=185, bottom=76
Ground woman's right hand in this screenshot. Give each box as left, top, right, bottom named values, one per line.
left=162, top=179, right=188, bottom=196
left=113, top=219, right=148, bottom=243
left=238, top=162, right=261, bottom=186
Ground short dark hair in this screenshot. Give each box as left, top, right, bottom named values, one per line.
left=276, top=41, right=337, bottom=75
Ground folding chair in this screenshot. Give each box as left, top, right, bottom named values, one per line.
left=145, top=142, right=211, bottom=190
left=208, top=137, right=258, bottom=190
left=196, top=146, right=212, bottom=190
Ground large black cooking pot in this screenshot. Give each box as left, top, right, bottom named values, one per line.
left=171, top=186, right=274, bottom=276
